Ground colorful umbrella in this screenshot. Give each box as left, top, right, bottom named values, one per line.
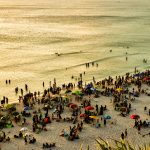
left=116, top=88, right=123, bottom=92
left=130, top=114, right=140, bottom=119
left=5, top=104, right=14, bottom=109
left=85, top=106, right=94, bottom=111
left=143, top=77, right=150, bottom=81
left=103, top=114, right=111, bottom=119
left=72, top=90, right=83, bottom=96
left=89, top=116, right=99, bottom=119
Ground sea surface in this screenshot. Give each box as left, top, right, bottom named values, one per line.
left=0, top=0, right=150, bottom=102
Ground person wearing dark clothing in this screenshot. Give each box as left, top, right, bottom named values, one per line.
left=104, top=119, right=106, bottom=126
left=24, top=136, right=27, bottom=144
left=96, top=104, right=98, bottom=113
left=125, top=129, right=127, bottom=138
left=138, top=125, right=141, bottom=134
left=121, top=132, right=125, bottom=140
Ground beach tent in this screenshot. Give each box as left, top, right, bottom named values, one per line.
left=89, top=116, right=99, bottom=119
left=103, top=114, right=111, bottom=120
left=85, top=106, right=94, bottom=111
left=130, top=114, right=140, bottom=119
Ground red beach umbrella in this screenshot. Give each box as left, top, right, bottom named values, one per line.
left=143, top=77, right=150, bottom=81
left=130, top=114, right=140, bottom=119
left=85, top=106, right=94, bottom=111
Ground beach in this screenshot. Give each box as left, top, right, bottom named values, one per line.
left=0, top=0, right=150, bottom=150
left=1, top=70, right=150, bottom=150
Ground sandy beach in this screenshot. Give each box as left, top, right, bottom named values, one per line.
left=0, top=0, right=150, bottom=150
left=1, top=70, right=150, bottom=150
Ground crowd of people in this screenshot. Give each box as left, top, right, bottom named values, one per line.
left=0, top=69, right=150, bottom=149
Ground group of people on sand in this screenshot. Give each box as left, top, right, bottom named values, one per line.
left=5, top=79, right=11, bottom=85
left=0, top=131, right=10, bottom=142
left=1, top=68, right=150, bottom=149
left=14, top=131, right=36, bottom=144
left=60, top=121, right=83, bottom=141
left=85, top=62, right=98, bottom=68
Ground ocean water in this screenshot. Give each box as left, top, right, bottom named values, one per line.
left=0, top=0, right=150, bottom=102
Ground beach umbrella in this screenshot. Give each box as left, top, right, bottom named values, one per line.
left=5, top=104, right=14, bottom=109
left=69, top=104, right=78, bottom=109
left=130, top=114, right=140, bottom=119
left=20, top=127, right=28, bottom=132
left=44, top=117, right=50, bottom=124
left=85, top=106, right=94, bottom=111
left=143, top=77, right=150, bottom=81
left=89, top=116, right=99, bottom=119
left=103, top=114, right=111, bottom=119
left=116, top=88, right=123, bottom=92
left=72, top=90, right=83, bottom=96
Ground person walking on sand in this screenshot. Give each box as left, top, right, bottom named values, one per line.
left=125, top=129, right=128, bottom=138
left=24, top=136, right=27, bottom=144
left=104, top=119, right=106, bottom=126
left=138, top=124, right=141, bottom=134
left=121, top=132, right=125, bottom=140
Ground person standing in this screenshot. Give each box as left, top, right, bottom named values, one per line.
left=104, top=119, right=106, bottom=126
left=125, top=129, right=128, bottom=138
left=24, top=136, right=27, bottom=144
left=138, top=125, right=141, bottom=134
left=121, top=132, right=125, bottom=140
